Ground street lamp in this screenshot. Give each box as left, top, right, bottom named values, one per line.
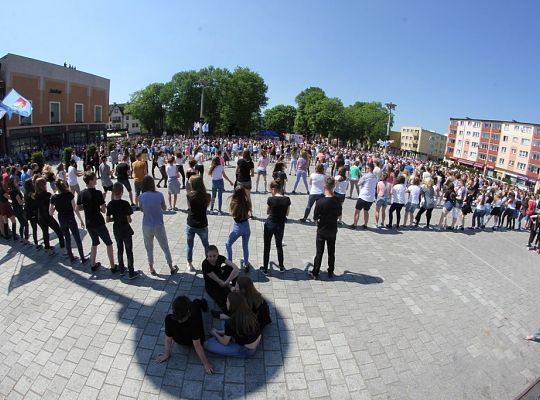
left=194, top=80, right=210, bottom=139
left=384, top=102, right=396, bottom=155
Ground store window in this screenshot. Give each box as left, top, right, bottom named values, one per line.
left=50, top=102, right=60, bottom=123
left=75, top=104, right=84, bottom=123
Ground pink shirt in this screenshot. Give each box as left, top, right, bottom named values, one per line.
left=257, top=157, right=270, bottom=171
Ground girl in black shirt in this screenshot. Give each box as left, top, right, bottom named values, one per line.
left=155, top=296, right=214, bottom=374
left=236, top=277, right=271, bottom=330
left=24, top=180, right=41, bottom=249
left=261, top=181, right=291, bottom=275
left=272, top=162, right=288, bottom=195
left=34, top=178, right=66, bottom=256
left=206, top=292, right=261, bottom=358
left=185, top=175, right=210, bottom=272
left=8, top=178, right=29, bottom=244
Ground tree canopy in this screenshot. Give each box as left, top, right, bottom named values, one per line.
left=264, top=105, right=296, bottom=133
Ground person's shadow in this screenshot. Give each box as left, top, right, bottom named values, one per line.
left=6, top=248, right=287, bottom=399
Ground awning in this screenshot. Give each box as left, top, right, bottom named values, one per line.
left=458, top=159, right=475, bottom=166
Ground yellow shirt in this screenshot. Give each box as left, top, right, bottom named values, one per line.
left=132, top=160, right=147, bottom=182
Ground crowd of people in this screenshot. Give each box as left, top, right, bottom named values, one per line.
left=1, top=134, right=538, bottom=371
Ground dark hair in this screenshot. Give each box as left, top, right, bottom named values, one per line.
left=315, top=164, right=324, bottom=174
left=55, top=179, right=69, bottom=193
left=34, top=177, right=47, bottom=194
left=337, top=166, right=346, bottom=179
left=207, top=244, right=219, bottom=255
left=273, top=162, right=285, bottom=173
left=171, top=296, right=191, bottom=321
left=83, top=171, right=96, bottom=185
left=237, top=276, right=263, bottom=310
left=57, top=163, right=64, bottom=171
left=396, top=175, right=406, bottom=185
left=188, top=159, right=197, bottom=168
left=141, top=175, right=156, bottom=192
left=325, top=176, right=336, bottom=192
left=367, top=162, right=374, bottom=171
left=227, top=292, right=259, bottom=337
left=242, top=150, right=251, bottom=161
left=229, top=187, right=251, bottom=220
left=8, top=178, right=19, bottom=193
left=413, top=177, right=421, bottom=186
left=209, top=156, right=221, bottom=175
left=188, top=176, right=210, bottom=207
left=112, top=182, right=124, bottom=194
left=269, top=180, right=281, bottom=191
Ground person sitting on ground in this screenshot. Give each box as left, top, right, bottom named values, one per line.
left=154, top=296, right=215, bottom=374
left=202, top=245, right=240, bottom=314
left=205, top=292, right=262, bottom=358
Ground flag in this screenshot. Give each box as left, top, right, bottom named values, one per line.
left=0, top=89, right=33, bottom=118
left=202, top=122, right=209, bottom=133
left=0, top=105, right=6, bottom=120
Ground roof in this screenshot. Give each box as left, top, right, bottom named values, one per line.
left=109, top=103, right=126, bottom=115
left=450, top=117, right=540, bottom=126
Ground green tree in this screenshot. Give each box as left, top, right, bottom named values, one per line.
left=125, top=83, right=166, bottom=134
left=343, top=102, right=391, bottom=146
left=294, top=87, right=326, bottom=136
left=307, top=97, right=344, bottom=138
left=218, top=67, right=268, bottom=134
left=264, top=105, right=296, bottom=133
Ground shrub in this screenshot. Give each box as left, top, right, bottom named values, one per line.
left=63, top=147, right=73, bottom=166
left=88, top=144, right=97, bottom=157
left=31, top=151, right=44, bottom=169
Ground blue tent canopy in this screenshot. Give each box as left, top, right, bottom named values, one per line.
left=258, top=130, right=280, bottom=138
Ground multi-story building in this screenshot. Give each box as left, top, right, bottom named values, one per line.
left=0, top=53, right=109, bottom=156
left=108, top=103, right=142, bottom=135
left=446, top=117, right=540, bottom=185
left=389, top=130, right=401, bottom=151
left=400, top=126, right=447, bottom=160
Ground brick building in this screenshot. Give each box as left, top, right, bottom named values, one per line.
left=0, top=53, right=109, bottom=158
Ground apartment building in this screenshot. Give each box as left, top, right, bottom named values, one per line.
left=0, top=53, right=109, bottom=155
left=108, top=103, right=142, bottom=135
left=446, top=117, right=540, bottom=185
left=400, top=126, right=447, bottom=160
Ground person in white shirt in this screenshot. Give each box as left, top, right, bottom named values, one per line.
left=351, top=162, right=377, bottom=230
left=387, top=175, right=407, bottom=228
left=67, top=159, right=83, bottom=195
left=157, top=152, right=167, bottom=188
left=299, top=164, right=325, bottom=223
left=404, top=177, right=422, bottom=227
left=166, top=156, right=181, bottom=210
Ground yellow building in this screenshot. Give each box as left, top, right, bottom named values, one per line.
left=389, top=130, right=401, bottom=150
left=400, top=126, right=447, bottom=160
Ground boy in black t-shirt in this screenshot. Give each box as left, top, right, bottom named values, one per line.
left=77, top=172, right=116, bottom=272
left=106, top=183, right=139, bottom=280
left=309, top=176, right=342, bottom=279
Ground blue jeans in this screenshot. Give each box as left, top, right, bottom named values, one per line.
left=472, top=209, right=485, bottom=227
left=211, top=179, right=225, bottom=211
left=205, top=337, right=257, bottom=358
left=293, top=170, right=308, bottom=192
left=303, top=194, right=324, bottom=220
left=225, top=220, right=250, bottom=264
left=185, top=225, right=209, bottom=263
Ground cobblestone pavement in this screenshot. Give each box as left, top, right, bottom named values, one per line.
left=1, top=162, right=540, bottom=399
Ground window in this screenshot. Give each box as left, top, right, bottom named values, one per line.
left=459, top=121, right=464, bottom=126
left=500, top=147, right=507, bottom=153
left=479, top=153, right=487, bottom=160
left=511, top=148, right=517, bottom=155
left=456, top=149, right=461, bottom=155
left=491, top=134, right=500, bottom=140
left=465, top=141, right=470, bottom=146
left=471, top=142, right=478, bottom=148
left=466, top=131, right=471, bottom=136
left=473, top=132, right=480, bottom=137
left=94, top=105, right=102, bottom=122
left=533, top=140, right=540, bottom=147
left=457, top=140, right=463, bottom=146
left=532, top=153, right=540, bottom=161
left=50, top=102, right=60, bottom=123
left=514, top=125, right=520, bottom=131
left=75, top=103, right=83, bottom=123
left=523, top=126, right=532, bottom=133
left=494, top=124, right=501, bottom=129
left=132, top=123, right=136, bottom=128
left=522, top=138, right=530, bottom=146
left=467, top=121, right=472, bottom=126
left=488, top=155, right=497, bottom=162
left=529, top=165, right=540, bottom=174
left=512, top=137, right=518, bottom=143
left=458, top=130, right=464, bottom=136
left=536, top=128, right=540, bottom=135
left=473, top=121, right=480, bottom=128
left=20, top=100, right=32, bottom=125
left=498, top=158, right=505, bottom=165
left=509, top=160, right=515, bottom=166
left=503, top=124, right=509, bottom=131
left=502, top=136, right=508, bottom=142
left=480, top=143, right=489, bottom=149
left=464, top=151, right=468, bottom=156
left=484, top=123, right=491, bottom=129
left=469, top=152, right=477, bottom=158
left=126, top=115, right=130, bottom=121
left=481, top=133, right=490, bottom=139
left=517, top=162, right=526, bottom=170
left=519, top=150, right=529, bottom=157
left=489, top=144, right=498, bottom=151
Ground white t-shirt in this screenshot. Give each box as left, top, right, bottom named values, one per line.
left=157, top=156, right=166, bottom=168
left=195, top=152, right=204, bottom=166
left=166, top=164, right=177, bottom=178
left=67, top=166, right=78, bottom=186
left=408, top=185, right=421, bottom=204
left=309, top=173, right=325, bottom=195
left=392, top=184, right=407, bottom=204
left=334, top=176, right=349, bottom=195
left=211, top=165, right=224, bottom=180
left=358, top=172, right=378, bottom=202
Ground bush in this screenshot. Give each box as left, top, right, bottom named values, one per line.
left=63, top=147, right=73, bottom=166
left=31, top=151, right=44, bottom=169
left=88, top=144, right=97, bottom=157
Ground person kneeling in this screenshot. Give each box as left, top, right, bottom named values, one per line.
left=206, top=292, right=261, bottom=358
left=154, top=296, right=214, bottom=374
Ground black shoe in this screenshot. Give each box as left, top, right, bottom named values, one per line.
left=308, top=271, right=319, bottom=280
left=35, top=244, right=43, bottom=250
left=361, top=225, right=368, bottom=230
left=259, top=266, right=269, bottom=276
left=299, top=218, right=306, bottom=223
left=385, top=224, right=392, bottom=229
left=81, top=257, right=89, bottom=264
left=211, top=309, right=222, bottom=319
left=327, top=270, right=334, bottom=278
left=128, top=270, right=140, bottom=280
left=200, top=299, right=209, bottom=312
left=111, top=264, right=119, bottom=273
left=244, top=262, right=252, bottom=273
left=349, top=224, right=357, bottom=230
left=279, top=265, right=285, bottom=272
left=119, top=266, right=126, bottom=275
left=91, top=262, right=101, bottom=272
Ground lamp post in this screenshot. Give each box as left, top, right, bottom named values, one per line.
left=194, top=80, right=209, bottom=139
left=384, top=102, right=396, bottom=155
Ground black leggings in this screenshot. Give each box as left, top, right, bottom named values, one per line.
left=263, top=221, right=285, bottom=269
left=38, top=216, right=65, bottom=250
left=29, top=218, right=39, bottom=245
left=115, top=234, right=134, bottom=273
left=528, top=228, right=539, bottom=247
left=313, top=232, right=336, bottom=276
left=388, top=203, right=404, bottom=227
left=14, top=210, right=28, bottom=239
left=415, top=207, right=433, bottom=227
left=177, top=165, right=186, bottom=187
left=59, top=216, right=84, bottom=259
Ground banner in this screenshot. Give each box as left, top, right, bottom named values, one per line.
left=0, top=89, right=33, bottom=118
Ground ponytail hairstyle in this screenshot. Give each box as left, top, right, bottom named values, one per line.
left=55, top=179, right=70, bottom=194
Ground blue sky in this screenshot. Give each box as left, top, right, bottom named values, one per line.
left=2, top=0, right=539, bottom=133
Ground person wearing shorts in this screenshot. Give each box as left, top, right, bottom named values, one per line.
left=77, top=172, right=116, bottom=272
left=99, top=155, right=114, bottom=202
left=351, top=162, right=377, bottom=230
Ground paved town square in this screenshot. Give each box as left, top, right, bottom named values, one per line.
left=0, top=165, right=539, bottom=400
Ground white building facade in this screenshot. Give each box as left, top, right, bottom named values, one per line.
left=108, top=103, right=142, bottom=135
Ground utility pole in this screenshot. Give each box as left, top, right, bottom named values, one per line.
left=384, top=102, right=397, bottom=155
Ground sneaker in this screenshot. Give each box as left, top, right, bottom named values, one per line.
left=291, top=191, right=296, bottom=195
left=361, top=225, right=368, bottom=230
left=244, top=262, right=252, bottom=273
left=35, top=244, right=43, bottom=250
left=279, top=265, right=285, bottom=272
left=299, top=218, right=306, bottom=223
left=385, top=224, right=392, bottom=229
left=128, top=271, right=140, bottom=280
left=349, top=224, right=357, bottom=230
left=327, top=270, right=334, bottom=279
left=119, top=266, right=126, bottom=275
left=111, top=264, right=119, bottom=273
left=91, top=262, right=101, bottom=272
left=186, top=263, right=196, bottom=272
left=308, top=271, right=319, bottom=280
left=259, top=266, right=269, bottom=276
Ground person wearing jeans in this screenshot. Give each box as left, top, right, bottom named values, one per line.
left=225, top=187, right=252, bottom=271
left=185, top=175, right=211, bottom=272
left=139, top=176, right=178, bottom=276
left=209, top=156, right=233, bottom=214
left=299, top=164, right=325, bottom=223
left=261, top=181, right=291, bottom=275
left=291, top=152, right=309, bottom=194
